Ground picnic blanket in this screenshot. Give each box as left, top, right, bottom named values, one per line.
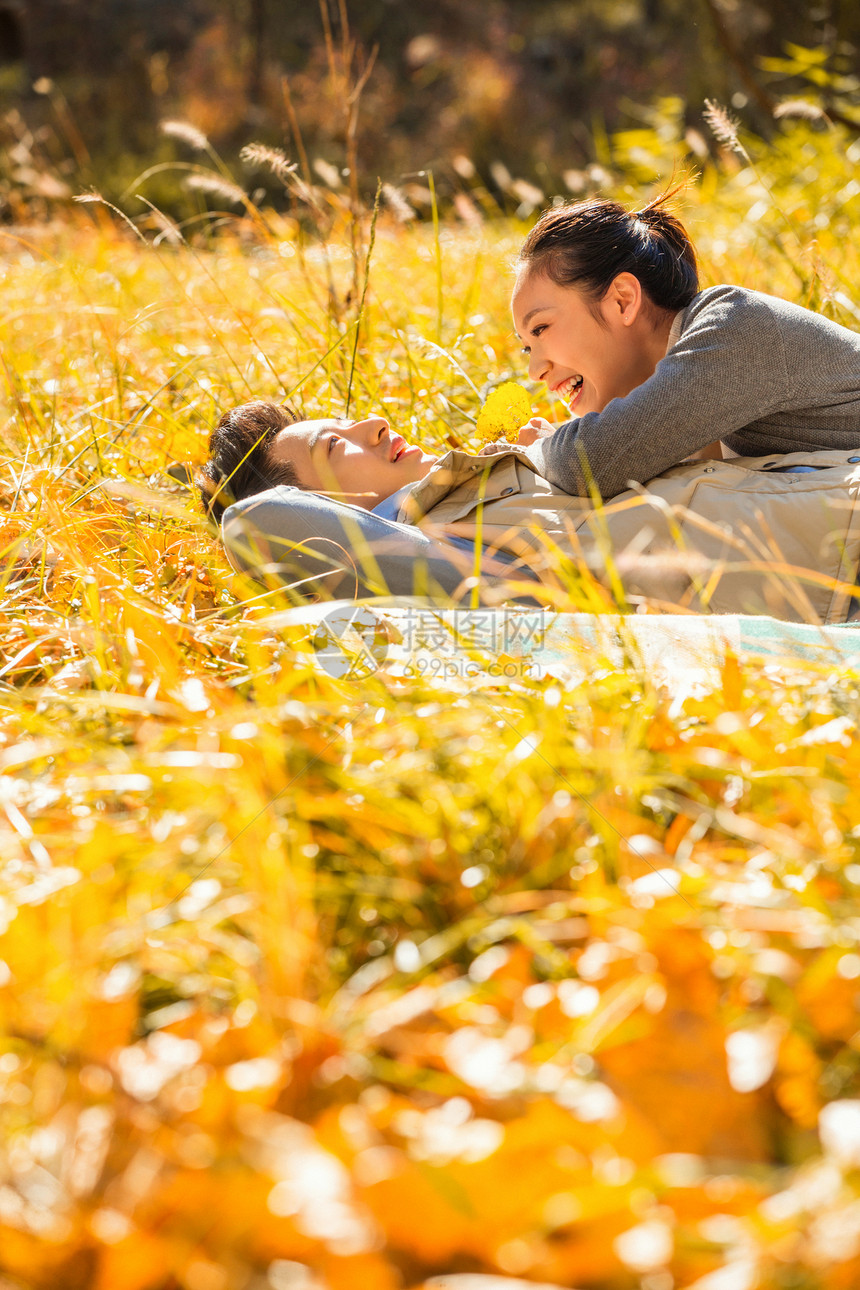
left=273, top=600, right=860, bottom=687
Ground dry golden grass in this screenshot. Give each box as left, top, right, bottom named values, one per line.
left=3, top=122, right=860, bottom=1289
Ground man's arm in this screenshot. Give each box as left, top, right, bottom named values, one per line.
left=221, top=486, right=539, bottom=604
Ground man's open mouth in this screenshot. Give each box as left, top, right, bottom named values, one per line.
left=390, top=436, right=407, bottom=461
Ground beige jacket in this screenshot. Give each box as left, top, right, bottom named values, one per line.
left=398, top=446, right=860, bottom=623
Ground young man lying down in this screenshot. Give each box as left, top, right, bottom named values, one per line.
left=197, top=401, right=860, bottom=623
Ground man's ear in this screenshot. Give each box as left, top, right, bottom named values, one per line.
left=608, top=272, right=643, bottom=325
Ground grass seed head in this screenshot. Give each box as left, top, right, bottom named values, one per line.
left=185, top=173, right=247, bottom=205
left=240, top=143, right=298, bottom=182
left=381, top=182, right=417, bottom=223
left=161, top=119, right=210, bottom=151
left=703, top=99, right=748, bottom=160
left=774, top=99, right=827, bottom=122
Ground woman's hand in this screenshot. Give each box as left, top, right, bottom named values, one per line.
left=519, top=417, right=555, bottom=444
left=477, top=417, right=556, bottom=456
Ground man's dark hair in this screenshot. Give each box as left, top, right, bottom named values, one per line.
left=197, top=401, right=303, bottom=524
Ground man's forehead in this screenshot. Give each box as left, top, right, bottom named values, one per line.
left=274, top=419, right=339, bottom=481
left=278, top=418, right=329, bottom=449
left=281, top=418, right=328, bottom=436
left=270, top=421, right=315, bottom=473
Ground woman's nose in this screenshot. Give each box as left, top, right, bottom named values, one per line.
left=527, top=350, right=547, bottom=383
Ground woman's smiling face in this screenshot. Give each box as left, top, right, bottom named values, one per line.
left=512, top=268, right=652, bottom=417
left=269, top=415, right=438, bottom=509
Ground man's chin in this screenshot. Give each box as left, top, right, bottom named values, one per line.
left=409, top=452, right=437, bottom=480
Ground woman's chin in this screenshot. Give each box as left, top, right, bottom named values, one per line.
left=571, top=394, right=606, bottom=417
left=564, top=385, right=594, bottom=418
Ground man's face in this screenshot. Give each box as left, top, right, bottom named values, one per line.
left=269, top=416, right=438, bottom=509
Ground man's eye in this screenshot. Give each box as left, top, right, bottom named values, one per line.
left=328, top=435, right=340, bottom=453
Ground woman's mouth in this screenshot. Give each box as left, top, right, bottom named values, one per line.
left=556, top=375, right=584, bottom=409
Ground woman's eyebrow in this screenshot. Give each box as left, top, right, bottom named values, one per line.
left=514, top=305, right=550, bottom=340
left=522, top=305, right=550, bottom=326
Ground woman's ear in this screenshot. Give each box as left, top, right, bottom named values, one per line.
left=607, top=272, right=643, bottom=325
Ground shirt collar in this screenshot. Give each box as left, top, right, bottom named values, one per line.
left=372, top=445, right=540, bottom=523
left=398, top=446, right=540, bottom=522
left=371, top=484, right=414, bottom=521
left=667, top=308, right=685, bottom=352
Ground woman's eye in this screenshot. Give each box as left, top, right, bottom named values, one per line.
left=522, top=324, right=546, bottom=354
left=328, top=435, right=340, bottom=453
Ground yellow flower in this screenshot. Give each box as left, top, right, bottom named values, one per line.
left=475, top=382, right=532, bottom=444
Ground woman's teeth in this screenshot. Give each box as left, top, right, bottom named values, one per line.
left=559, top=376, right=584, bottom=402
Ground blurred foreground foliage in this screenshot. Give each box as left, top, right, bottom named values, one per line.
left=4, top=113, right=860, bottom=1289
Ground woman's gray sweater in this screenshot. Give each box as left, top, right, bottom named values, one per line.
left=525, top=284, right=860, bottom=499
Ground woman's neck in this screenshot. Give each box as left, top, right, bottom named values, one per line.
left=631, top=307, right=679, bottom=386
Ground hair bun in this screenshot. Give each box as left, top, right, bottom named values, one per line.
left=518, top=189, right=698, bottom=312
left=634, top=196, right=697, bottom=269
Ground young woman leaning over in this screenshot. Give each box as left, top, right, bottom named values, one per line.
left=494, top=194, right=860, bottom=499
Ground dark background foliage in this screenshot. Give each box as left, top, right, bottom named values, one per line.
left=0, top=0, right=857, bottom=217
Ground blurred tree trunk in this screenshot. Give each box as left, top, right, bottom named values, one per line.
left=249, top=0, right=265, bottom=103
left=644, top=0, right=661, bottom=25
left=699, top=0, right=775, bottom=119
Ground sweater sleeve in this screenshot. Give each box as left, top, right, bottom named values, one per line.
left=220, top=485, right=540, bottom=603
left=524, top=285, right=793, bottom=498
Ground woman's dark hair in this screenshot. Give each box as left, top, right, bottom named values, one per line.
left=197, top=401, right=303, bottom=525
left=517, top=191, right=698, bottom=314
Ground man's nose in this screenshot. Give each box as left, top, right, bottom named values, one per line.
left=352, top=417, right=387, bottom=441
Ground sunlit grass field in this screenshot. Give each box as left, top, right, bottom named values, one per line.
left=5, top=122, right=860, bottom=1288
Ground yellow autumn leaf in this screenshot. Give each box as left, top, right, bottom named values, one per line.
left=475, top=381, right=532, bottom=443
